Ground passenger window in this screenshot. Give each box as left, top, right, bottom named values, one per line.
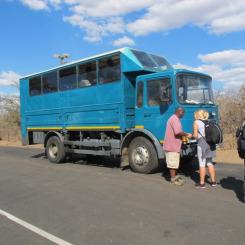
left=78, top=62, right=96, bottom=88
left=137, top=82, right=143, bottom=108
left=29, top=76, right=41, bottom=96
left=59, top=66, right=77, bottom=91
left=147, top=78, right=171, bottom=106
left=43, top=71, right=58, bottom=94
left=99, top=54, right=120, bottom=84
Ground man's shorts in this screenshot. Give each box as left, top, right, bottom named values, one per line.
left=165, top=152, right=180, bottom=169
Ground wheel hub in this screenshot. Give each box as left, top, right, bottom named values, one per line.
left=49, top=143, right=58, bottom=159
left=132, top=146, right=149, bottom=166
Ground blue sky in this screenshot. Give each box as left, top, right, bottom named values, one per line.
left=1, top=0, right=245, bottom=94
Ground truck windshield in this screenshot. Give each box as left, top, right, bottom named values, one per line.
left=131, top=49, right=172, bottom=71
left=176, top=74, right=214, bottom=104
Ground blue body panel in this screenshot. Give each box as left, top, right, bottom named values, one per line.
left=20, top=48, right=218, bottom=146
left=20, top=48, right=150, bottom=139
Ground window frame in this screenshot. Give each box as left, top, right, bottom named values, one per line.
left=176, top=73, right=213, bottom=105
left=58, top=66, right=78, bottom=92
left=42, top=70, right=58, bottom=94
left=27, top=52, right=123, bottom=96
left=98, top=54, right=121, bottom=85
left=29, top=75, right=42, bottom=96
left=77, top=61, right=97, bottom=88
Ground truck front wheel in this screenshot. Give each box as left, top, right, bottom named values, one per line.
left=129, top=136, right=159, bottom=174
left=45, top=136, right=66, bottom=163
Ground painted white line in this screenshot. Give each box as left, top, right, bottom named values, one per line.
left=0, top=209, right=73, bottom=245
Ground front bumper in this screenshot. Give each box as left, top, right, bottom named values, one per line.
left=181, top=139, right=197, bottom=157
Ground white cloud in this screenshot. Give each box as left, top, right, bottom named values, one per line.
left=112, top=36, right=135, bottom=47
left=20, top=0, right=49, bottom=10
left=18, top=0, right=245, bottom=44
left=198, top=50, right=245, bottom=67
left=175, top=50, right=245, bottom=88
left=63, top=15, right=125, bottom=42
left=20, top=0, right=62, bottom=10
left=67, top=0, right=155, bottom=18
left=0, top=71, right=21, bottom=87
left=127, top=0, right=245, bottom=36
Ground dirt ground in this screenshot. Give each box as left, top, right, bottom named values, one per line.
left=215, top=149, right=244, bottom=164
left=0, top=140, right=42, bottom=149
left=0, top=140, right=243, bottom=164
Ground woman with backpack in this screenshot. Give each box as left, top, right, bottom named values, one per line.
left=193, top=110, right=217, bottom=188
left=236, top=119, right=245, bottom=159
left=236, top=119, right=245, bottom=202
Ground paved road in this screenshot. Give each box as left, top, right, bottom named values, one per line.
left=0, top=147, right=244, bottom=245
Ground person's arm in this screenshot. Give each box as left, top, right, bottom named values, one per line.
left=172, top=120, right=192, bottom=138
left=193, top=120, right=198, bottom=139
left=176, top=131, right=192, bottom=138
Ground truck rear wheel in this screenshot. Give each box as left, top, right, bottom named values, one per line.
left=129, top=136, right=159, bottom=174
left=45, top=136, right=66, bottom=163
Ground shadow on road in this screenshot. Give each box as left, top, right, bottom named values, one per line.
left=161, top=159, right=221, bottom=186
left=31, top=152, right=121, bottom=169
left=31, top=152, right=46, bottom=158
left=161, top=158, right=201, bottom=183
left=220, top=177, right=244, bottom=203
left=68, top=155, right=121, bottom=169
left=30, top=152, right=245, bottom=203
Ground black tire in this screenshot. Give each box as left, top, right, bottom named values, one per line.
left=128, top=136, right=159, bottom=174
left=45, top=136, right=66, bottom=163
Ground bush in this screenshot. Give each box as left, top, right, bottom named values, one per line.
left=0, top=95, right=20, bottom=142
left=215, top=85, right=245, bottom=149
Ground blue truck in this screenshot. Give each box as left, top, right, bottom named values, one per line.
left=20, top=48, right=219, bottom=173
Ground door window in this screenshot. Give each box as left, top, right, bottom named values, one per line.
left=137, top=82, right=143, bottom=108
left=147, top=78, right=171, bottom=106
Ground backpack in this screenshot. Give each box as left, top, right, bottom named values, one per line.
left=201, top=120, right=223, bottom=145
left=236, top=124, right=245, bottom=159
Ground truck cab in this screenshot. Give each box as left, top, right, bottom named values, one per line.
left=135, top=69, right=218, bottom=140
left=123, top=69, right=219, bottom=173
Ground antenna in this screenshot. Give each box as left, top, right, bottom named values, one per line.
left=53, top=53, right=70, bottom=64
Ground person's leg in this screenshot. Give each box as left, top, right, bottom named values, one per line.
left=166, top=152, right=183, bottom=185
left=207, top=159, right=216, bottom=183
left=166, top=152, right=177, bottom=180
left=166, top=152, right=177, bottom=181
left=199, top=167, right=206, bottom=184
left=170, top=169, right=177, bottom=180
left=197, top=146, right=206, bottom=185
left=166, top=152, right=173, bottom=180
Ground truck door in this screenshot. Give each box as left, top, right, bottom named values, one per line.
left=135, top=77, right=174, bottom=141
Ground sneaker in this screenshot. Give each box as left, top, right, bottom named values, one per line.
left=195, top=183, right=206, bottom=189
left=171, top=177, right=184, bottom=186
left=211, top=181, right=217, bottom=187
left=176, top=176, right=186, bottom=184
